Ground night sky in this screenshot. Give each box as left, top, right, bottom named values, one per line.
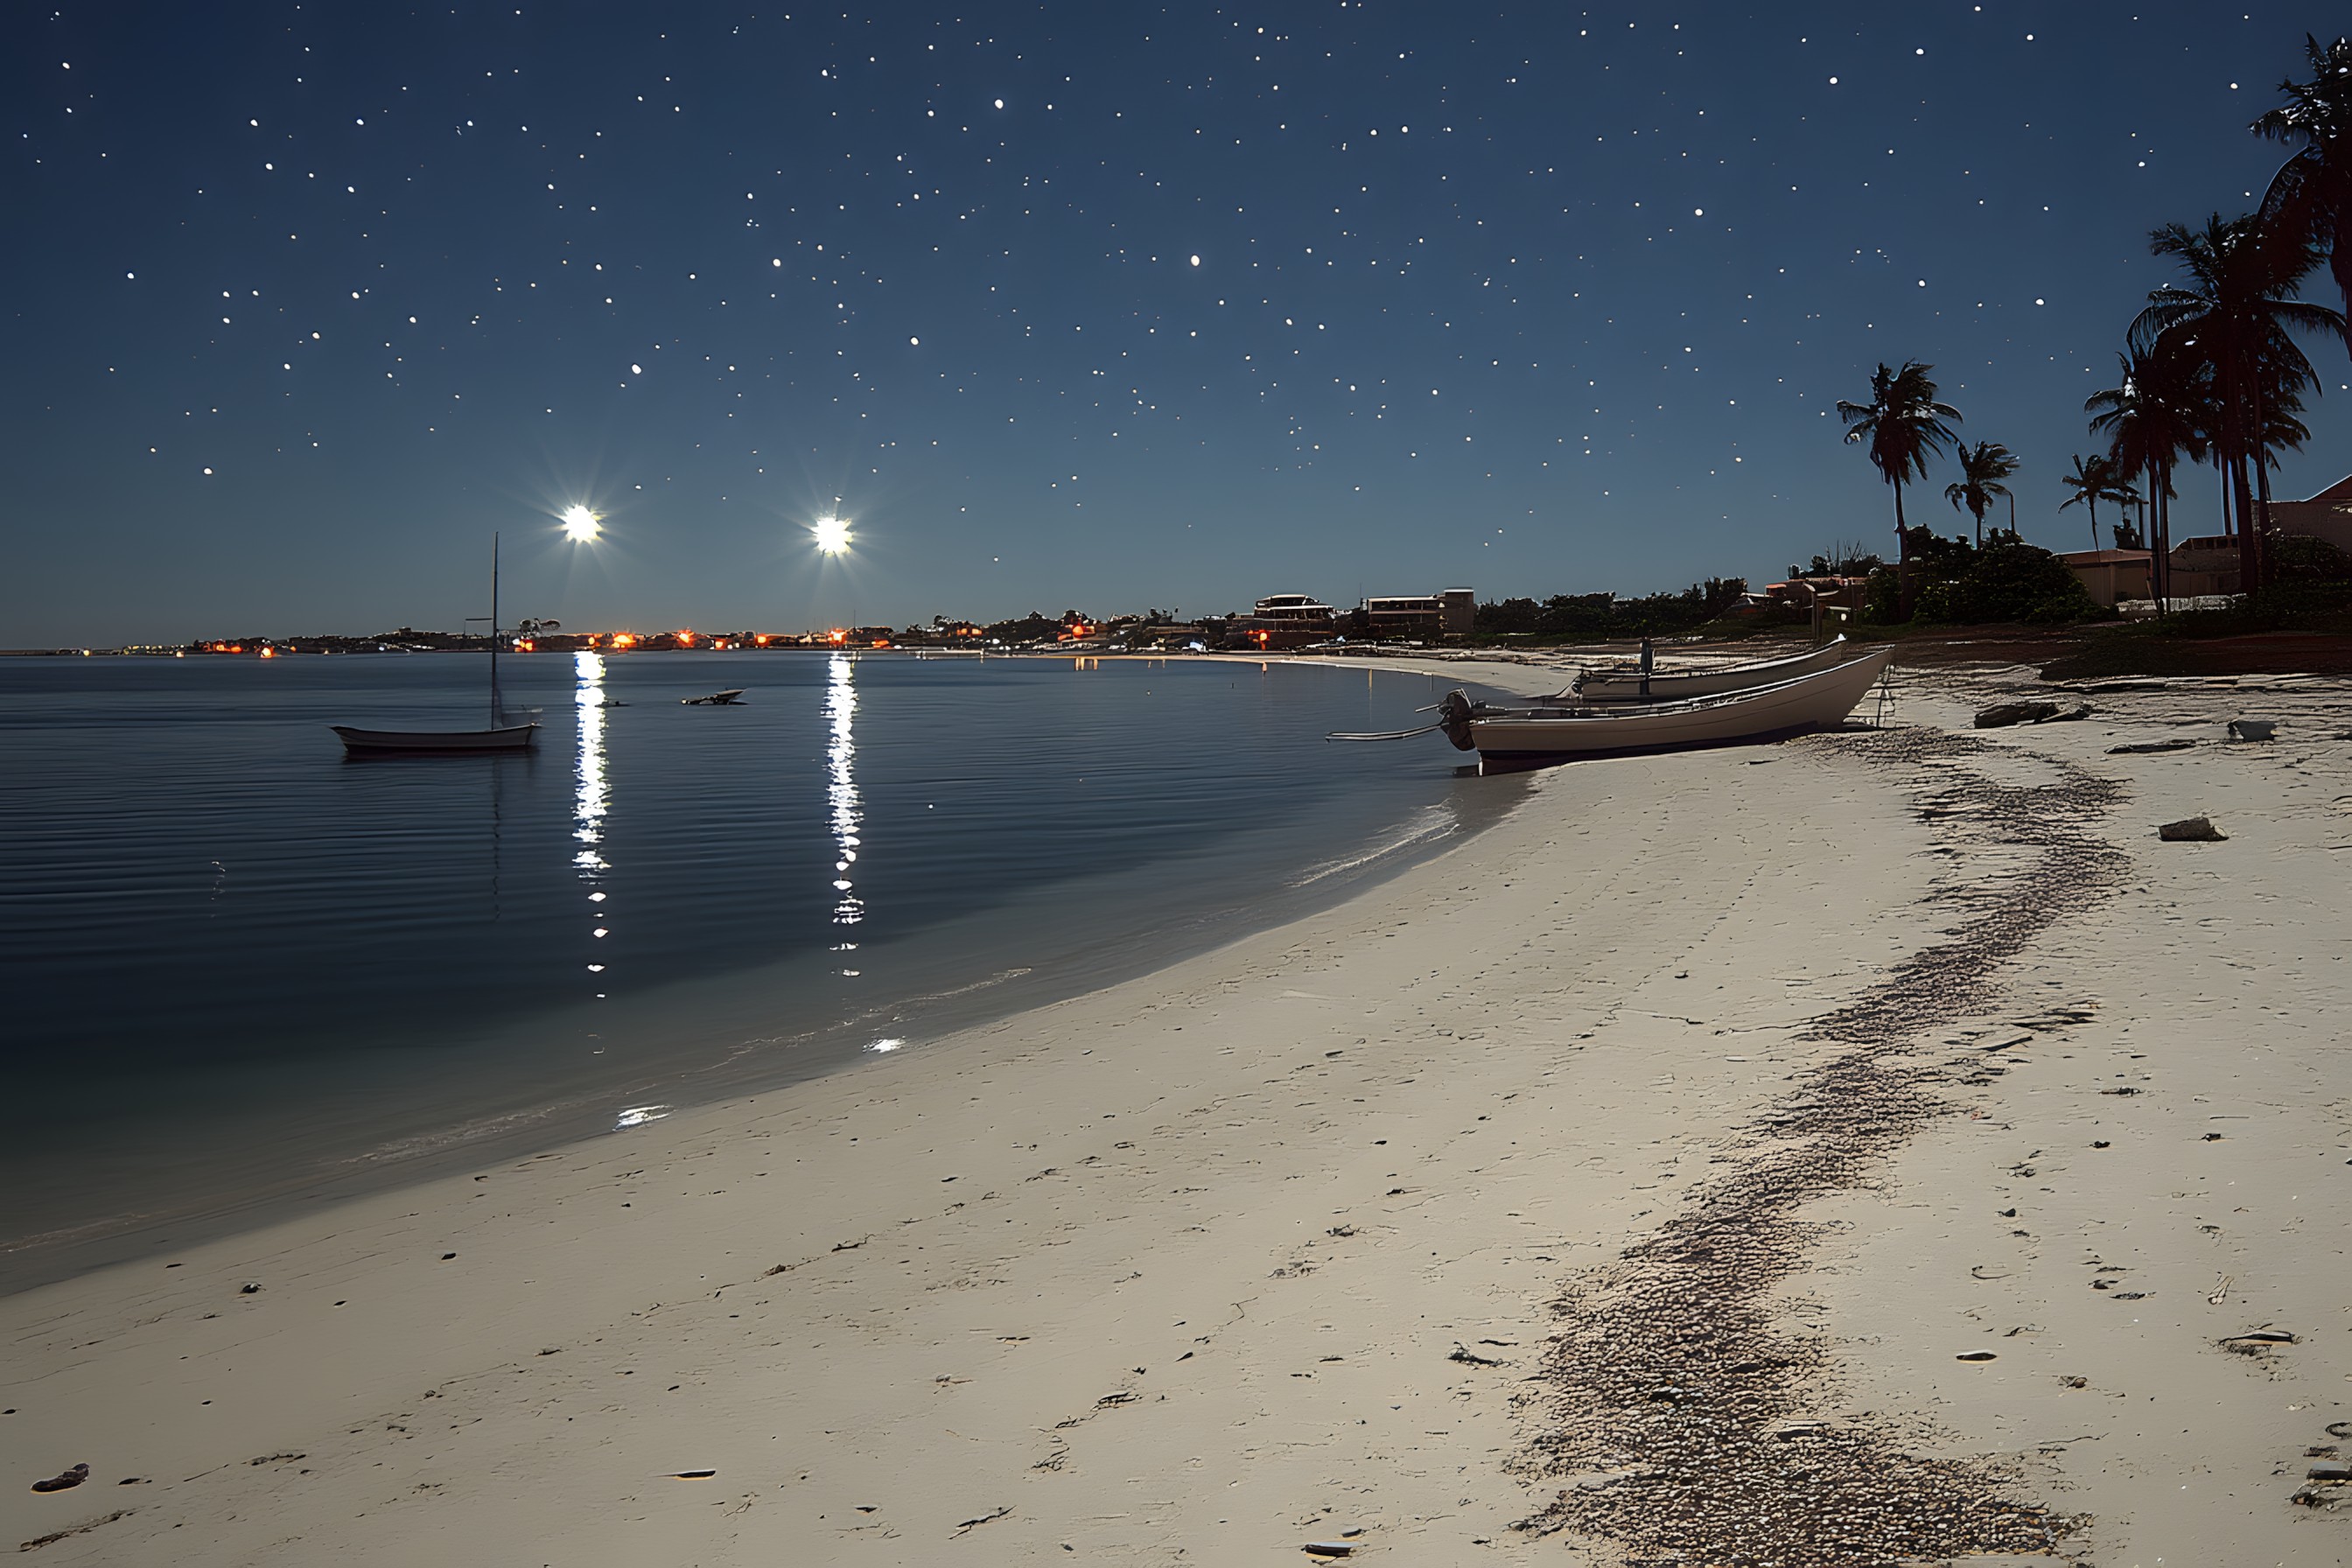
left=8, top=4, right=2348, bottom=645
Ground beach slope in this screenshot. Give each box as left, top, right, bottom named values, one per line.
left=1, top=669, right=2345, bottom=1564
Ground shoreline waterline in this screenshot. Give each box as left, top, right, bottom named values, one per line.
left=0, top=653, right=1534, bottom=1294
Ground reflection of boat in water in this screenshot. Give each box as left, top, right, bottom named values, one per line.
left=1434, top=646, right=1894, bottom=771
left=332, top=535, right=539, bottom=754
left=1566, top=636, right=1854, bottom=704
left=682, top=689, right=746, bottom=705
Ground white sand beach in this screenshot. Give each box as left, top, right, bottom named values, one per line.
left=3, top=659, right=2348, bottom=1565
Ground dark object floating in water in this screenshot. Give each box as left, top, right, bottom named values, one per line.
left=31, top=1464, right=88, bottom=1494
left=2226, top=718, right=2277, bottom=742
left=2109, top=738, right=2195, bottom=755
left=2158, top=816, right=2226, bottom=842
left=682, top=689, right=746, bottom=705
left=1955, top=1350, right=1998, bottom=1362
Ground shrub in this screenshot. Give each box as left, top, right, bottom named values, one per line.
left=1907, top=542, right=2104, bottom=626
left=2268, top=531, right=2352, bottom=582
left=1859, top=567, right=1903, bottom=624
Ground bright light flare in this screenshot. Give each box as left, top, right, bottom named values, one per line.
left=813, top=515, right=852, bottom=555
left=560, top=504, right=601, bottom=542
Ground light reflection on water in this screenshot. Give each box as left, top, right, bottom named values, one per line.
left=826, top=653, right=864, bottom=930
left=575, top=652, right=611, bottom=990
left=0, top=652, right=1504, bottom=1283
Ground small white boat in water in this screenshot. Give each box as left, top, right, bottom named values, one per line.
left=1436, top=645, right=1894, bottom=770
left=331, top=722, right=539, bottom=753
left=1567, top=636, right=1853, bottom=704
left=331, top=534, right=539, bottom=755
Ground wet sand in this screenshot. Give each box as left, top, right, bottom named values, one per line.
left=1, top=658, right=2345, bottom=1564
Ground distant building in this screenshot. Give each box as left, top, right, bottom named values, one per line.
left=2262, top=472, right=2352, bottom=552
left=2057, top=549, right=2153, bottom=609
left=1359, top=588, right=1477, bottom=638
left=2154, top=475, right=2352, bottom=598
left=2165, top=536, right=2240, bottom=596
left=1223, top=593, right=1339, bottom=649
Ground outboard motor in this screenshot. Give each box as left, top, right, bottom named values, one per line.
left=1437, top=689, right=1478, bottom=752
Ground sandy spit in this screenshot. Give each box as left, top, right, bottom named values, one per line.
left=1, top=662, right=2346, bottom=1565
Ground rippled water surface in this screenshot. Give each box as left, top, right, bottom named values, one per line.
left=0, top=651, right=1505, bottom=1281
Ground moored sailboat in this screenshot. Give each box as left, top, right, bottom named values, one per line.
left=331, top=535, right=540, bottom=754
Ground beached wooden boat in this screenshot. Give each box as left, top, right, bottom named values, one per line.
left=1438, top=645, right=1894, bottom=769
left=331, top=534, right=538, bottom=755
left=682, top=689, right=746, bottom=705
left=1565, top=636, right=1852, bottom=703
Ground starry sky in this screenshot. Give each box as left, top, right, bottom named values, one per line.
left=7, top=4, right=2349, bottom=645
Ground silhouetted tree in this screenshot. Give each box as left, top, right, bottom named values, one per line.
left=2130, top=214, right=2342, bottom=589
left=1942, top=440, right=2020, bottom=546
left=1837, top=360, right=1962, bottom=609
left=2254, top=34, right=2352, bottom=365
left=2059, top=454, right=2141, bottom=550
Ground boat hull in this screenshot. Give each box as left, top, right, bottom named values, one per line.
left=1461, top=647, right=1892, bottom=770
left=1571, top=636, right=1850, bottom=703
left=331, top=723, right=540, bottom=753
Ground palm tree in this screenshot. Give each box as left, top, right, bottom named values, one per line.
left=2088, top=346, right=2209, bottom=606
left=2254, top=35, right=2352, bottom=365
left=1838, top=361, right=1962, bottom=602
left=2059, top=454, right=2121, bottom=549
left=2129, top=214, right=2342, bottom=589
left=1942, top=440, right=2019, bottom=547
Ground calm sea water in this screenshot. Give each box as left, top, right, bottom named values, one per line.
left=0, top=650, right=1508, bottom=1284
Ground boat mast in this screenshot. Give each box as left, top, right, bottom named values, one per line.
left=489, top=530, right=501, bottom=726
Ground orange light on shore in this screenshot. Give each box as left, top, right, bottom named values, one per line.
left=676, top=630, right=696, bottom=648
left=829, top=628, right=847, bottom=643
left=259, top=646, right=276, bottom=658
left=755, top=634, right=771, bottom=647
left=514, top=638, right=536, bottom=653
left=610, top=632, right=637, bottom=649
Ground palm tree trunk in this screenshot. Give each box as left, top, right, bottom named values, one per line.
left=2248, top=444, right=2267, bottom=592
left=1892, top=480, right=1914, bottom=617
left=2250, top=374, right=2273, bottom=593
left=2088, top=499, right=2100, bottom=551
left=2231, top=452, right=2259, bottom=594
left=2154, top=462, right=2170, bottom=614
